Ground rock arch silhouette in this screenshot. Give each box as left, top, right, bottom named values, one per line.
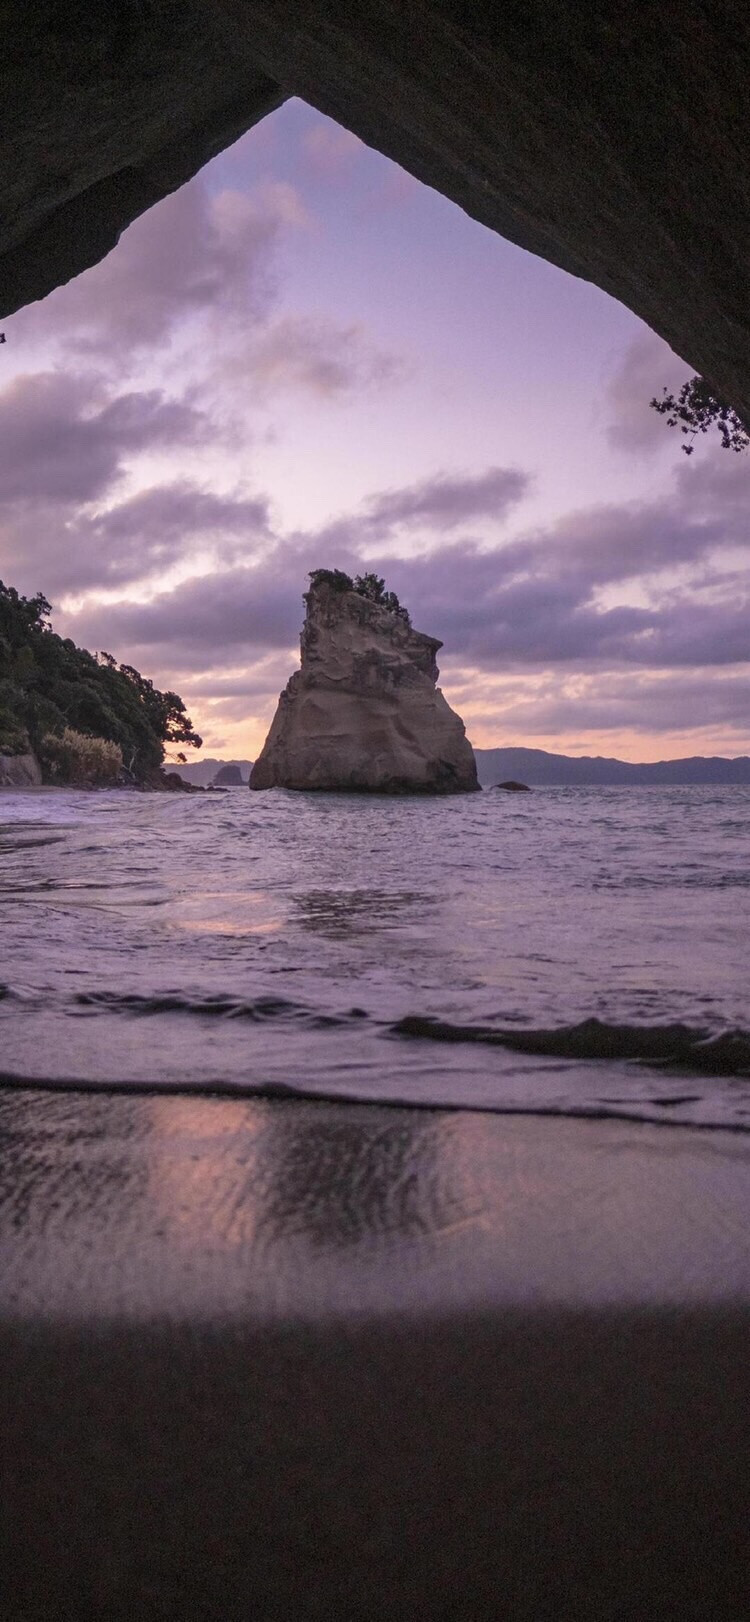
left=2, top=5, right=748, bottom=420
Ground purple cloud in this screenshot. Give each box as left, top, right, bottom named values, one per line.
left=0, top=371, right=204, bottom=506
left=11, top=180, right=288, bottom=355
left=365, top=466, right=530, bottom=531
left=60, top=450, right=750, bottom=681
left=245, top=315, right=405, bottom=398
left=466, top=668, right=750, bottom=741
left=605, top=331, right=690, bottom=455
left=0, top=367, right=256, bottom=595
left=63, top=561, right=304, bottom=668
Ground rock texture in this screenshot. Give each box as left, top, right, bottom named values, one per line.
left=1, top=6, right=750, bottom=425
left=0, top=750, right=42, bottom=788
left=0, top=7, right=284, bottom=316
left=249, top=582, right=479, bottom=794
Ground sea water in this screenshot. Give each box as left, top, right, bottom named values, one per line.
left=1, top=784, right=749, bottom=1130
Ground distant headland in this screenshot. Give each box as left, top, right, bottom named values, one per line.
left=174, top=747, right=750, bottom=790
left=474, top=747, right=750, bottom=787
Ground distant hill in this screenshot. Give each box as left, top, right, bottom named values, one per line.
left=172, top=748, right=750, bottom=790
left=473, top=747, right=750, bottom=787
left=171, top=758, right=252, bottom=787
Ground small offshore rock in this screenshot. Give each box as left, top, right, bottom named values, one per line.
left=160, top=771, right=206, bottom=793
left=212, top=763, right=244, bottom=786
left=494, top=780, right=531, bottom=792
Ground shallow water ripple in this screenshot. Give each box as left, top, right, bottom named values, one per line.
left=1, top=784, right=749, bottom=1129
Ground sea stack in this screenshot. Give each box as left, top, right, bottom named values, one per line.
left=249, top=573, right=479, bottom=794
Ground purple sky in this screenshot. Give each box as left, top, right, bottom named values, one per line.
left=2, top=98, right=749, bottom=762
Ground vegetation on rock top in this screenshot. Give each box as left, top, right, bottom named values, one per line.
left=307, top=568, right=411, bottom=624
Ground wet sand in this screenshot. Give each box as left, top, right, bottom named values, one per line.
left=2, top=1089, right=750, bottom=1619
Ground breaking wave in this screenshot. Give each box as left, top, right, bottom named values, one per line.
left=393, top=1015, right=750, bottom=1075
left=72, top=990, right=367, bottom=1028
left=2, top=783, right=750, bottom=1132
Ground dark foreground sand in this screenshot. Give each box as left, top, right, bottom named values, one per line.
left=2, top=1088, right=750, bottom=1619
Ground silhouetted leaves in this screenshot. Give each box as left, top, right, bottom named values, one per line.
left=307, top=568, right=411, bottom=624
left=650, top=377, right=750, bottom=456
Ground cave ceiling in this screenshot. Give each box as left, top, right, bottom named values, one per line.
left=2, top=3, right=748, bottom=418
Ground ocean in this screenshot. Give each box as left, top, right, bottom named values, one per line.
left=1, top=784, right=749, bottom=1130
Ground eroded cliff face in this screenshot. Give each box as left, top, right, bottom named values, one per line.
left=249, top=583, right=479, bottom=794
left=0, top=750, right=42, bottom=788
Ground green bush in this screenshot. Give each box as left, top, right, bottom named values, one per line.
left=308, top=568, right=354, bottom=594
left=308, top=568, right=411, bottom=625
left=40, top=728, right=123, bottom=786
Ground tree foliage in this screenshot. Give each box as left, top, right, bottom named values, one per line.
left=0, top=580, right=201, bottom=777
left=307, top=568, right=355, bottom=595
left=650, top=377, right=750, bottom=456
left=307, top=568, right=411, bottom=624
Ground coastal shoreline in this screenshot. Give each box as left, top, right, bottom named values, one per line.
left=2, top=1092, right=750, bottom=1618
left=0, top=777, right=223, bottom=794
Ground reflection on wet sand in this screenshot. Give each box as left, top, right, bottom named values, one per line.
left=3, top=1090, right=750, bottom=1324
left=4, top=1096, right=750, bottom=1622
left=0, top=1090, right=501, bottom=1319
left=249, top=1104, right=480, bottom=1250
left=145, top=1094, right=489, bottom=1257
left=0, top=1088, right=150, bottom=1239
left=147, top=1097, right=263, bottom=1250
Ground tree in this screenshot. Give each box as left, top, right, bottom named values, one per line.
left=307, top=568, right=354, bottom=594
left=353, top=573, right=411, bottom=624
left=650, top=377, right=750, bottom=456
left=0, top=579, right=202, bottom=776
left=307, top=568, right=411, bottom=625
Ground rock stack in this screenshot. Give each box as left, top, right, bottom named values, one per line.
left=250, top=578, right=479, bottom=794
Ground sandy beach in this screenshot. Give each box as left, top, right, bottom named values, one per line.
left=2, top=1088, right=750, bottom=1619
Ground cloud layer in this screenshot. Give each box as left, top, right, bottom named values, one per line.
left=55, top=443, right=750, bottom=756
left=2, top=109, right=749, bottom=759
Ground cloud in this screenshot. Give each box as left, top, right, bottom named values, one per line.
left=309, top=465, right=531, bottom=554
left=63, top=559, right=304, bottom=667
left=460, top=666, right=750, bottom=741
left=365, top=466, right=530, bottom=532
left=55, top=441, right=750, bottom=751
left=0, top=142, right=412, bottom=614
left=605, top=331, right=691, bottom=454
left=61, top=484, right=271, bottom=595
left=0, top=371, right=205, bottom=506
left=61, top=464, right=531, bottom=663
left=10, top=167, right=402, bottom=408
left=81, top=484, right=271, bottom=550
left=2, top=119, right=747, bottom=757
left=374, top=488, right=750, bottom=672
left=0, top=368, right=256, bottom=595
left=242, top=314, right=404, bottom=398
left=11, top=180, right=298, bottom=358
left=59, top=450, right=750, bottom=680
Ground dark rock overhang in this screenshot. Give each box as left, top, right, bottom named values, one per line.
left=2, top=3, right=749, bottom=421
